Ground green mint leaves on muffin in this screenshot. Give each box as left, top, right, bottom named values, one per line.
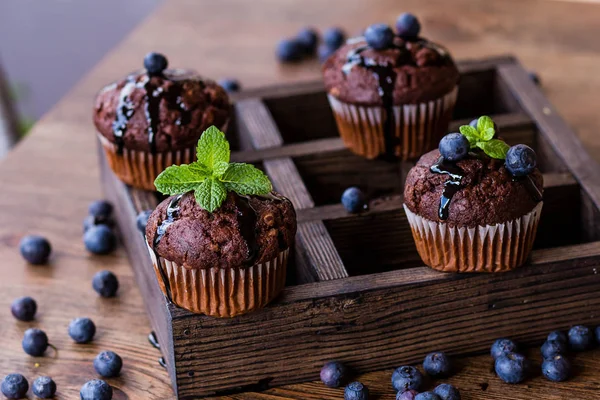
left=459, top=116, right=510, bottom=159
left=154, top=126, right=272, bottom=212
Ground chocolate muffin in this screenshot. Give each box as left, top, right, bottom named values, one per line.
left=322, top=16, right=459, bottom=160
left=146, top=192, right=296, bottom=317
left=94, top=52, right=230, bottom=190
left=403, top=118, right=543, bottom=272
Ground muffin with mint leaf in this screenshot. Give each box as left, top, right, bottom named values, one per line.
left=145, top=126, right=296, bottom=317
left=403, top=116, right=543, bottom=273
left=94, top=52, right=230, bottom=191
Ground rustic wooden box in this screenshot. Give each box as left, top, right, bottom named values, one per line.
left=100, top=56, right=600, bottom=399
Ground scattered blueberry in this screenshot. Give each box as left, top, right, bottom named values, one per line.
left=318, top=44, right=337, bottom=63
left=144, top=52, right=168, bottom=76
left=341, top=187, right=367, bottom=213
left=491, top=338, right=518, bottom=360
left=19, top=235, right=51, bottom=265
left=80, top=379, right=113, bottom=400
left=94, top=350, right=123, bottom=378
left=505, top=144, right=537, bottom=177
left=83, top=215, right=114, bottom=233
left=136, top=210, right=153, bottom=232
left=595, top=326, right=600, bottom=344
left=494, top=352, right=529, bottom=384
left=423, top=351, right=451, bottom=377
left=391, top=366, right=423, bottom=392
left=415, top=392, right=441, bottom=400
left=364, top=23, right=394, bottom=50
left=88, top=200, right=113, bottom=220
left=541, top=340, right=567, bottom=360
left=276, top=38, right=304, bottom=62
left=218, top=78, right=240, bottom=93
left=568, top=325, right=593, bottom=351
left=320, top=361, right=347, bottom=388
left=396, top=389, right=419, bottom=400
left=439, top=133, right=470, bottom=162
left=323, top=27, right=346, bottom=49
left=69, top=317, right=96, bottom=344
left=542, top=355, right=571, bottom=382
left=32, top=376, right=56, bottom=399
left=1, top=374, right=29, bottom=399
left=22, top=328, right=49, bottom=357
left=11, top=296, right=37, bottom=321
left=469, top=119, right=479, bottom=129
left=433, top=383, right=461, bottom=400
left=344, top=381, right=369, bottom=400
left=548, top=330, right=568, bottom=344
left=296, top=27, right=319, bottom=55
left=395, top=13, right=421, bottom=38
left=84, top=225, right=117, bottom=255
left=529, top=71, right=541, bottom=86
left=92, top=271, right=119, bottom=298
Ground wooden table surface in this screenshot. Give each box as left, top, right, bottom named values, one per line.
left=1, top=0, right=600, bottom=399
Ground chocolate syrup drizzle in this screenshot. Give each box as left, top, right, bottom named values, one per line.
left=111, top=70, right=200, bottom=155
left=233, top=195, right=259, bottom=266
left=430, top=156, right=464, bottom=220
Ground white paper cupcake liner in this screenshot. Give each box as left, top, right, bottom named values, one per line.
left=146, top=241, right=289, bottom=317
left=403, top=202, right=543, bottom=273
left=327, top=86, right=458, bottom=160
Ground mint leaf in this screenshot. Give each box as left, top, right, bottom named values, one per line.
left=194, top=177, right=227, bottom=212
left=459, top=125, right=480, bottom=146
left=476, top=139, right=510, bottom=159
left=213, top=161, right=229, bottom=178
left=222, top=163, right=272, bottom=195
left=154, top=164, right=210, bottom=194
left=477, top=116, right=495, bottom=134
left=481, top=127, right=495, bottom=141
left=196, top=126, right=230, bottom=170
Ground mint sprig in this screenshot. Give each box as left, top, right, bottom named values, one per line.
left=154, top=126, right=273, bottom=212
left=459, top=116, right=509, bottom=159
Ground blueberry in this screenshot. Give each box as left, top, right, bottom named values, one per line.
left=439, top=133, right=469, bottom=162
left=529, top=71, right=541, bottom=86
left=136, top=210, right=153, bottom=232
left=542, top=355, right=571, bottom=382
left=11, top=296, right=37, bottom=321
left=494, top=352, right=529, bottom=384
left=341, top=187, right=367, bottom=213
left=83, top=215, right=114, bottom=233
left=595, top=326, right=600, bottom=344
left=541, top=340, right=567, bottom=360
left=19, top=235, right=51, bottom=265
left=433, top=383, right=461, bottom=400
left=296, top=27, right=319, bottom=55
left=80, top=379, right=113, bottom=400
left=92, top=271, right=119, bottom=298
left=548, top=330, right=567, bottom=344
left=423, top=351, right=451, bottom=377
left=415, top=393, right=441, bottom=400
left=217, top=78, right=240, bottom=93
left=88, top=200, right=113, bottom=219
left=22, top=328, right=49, bottom=357
left=395, top=13, right=421, bottom=38
left=490, top=338, right=518, bottom=360
left=69, top=317, right=96, bottom=344
left=469, top=119, right=478, bottom=129
left=32, top=376, right=56, bottom=399
left=364, top=23, right=395, bottom=50
left=84, top=225, right=117, bottom=255
left=391, top=366, right=423, bottom=392
left=276, top=38, right=304, bottom=62
left=323, top=27, right=346, bottom=49
left=396, top=389, right=419, bottom=400
left=94, top=350, right=123, bottom=378
left=505, top=144, right=537, bottom=177
left=320, top=361, right=347, bottom=388
left=144, top=52, right=168, bottom=76
left=344, top=381, right=369, bottom=400
left=1, top=374, right=29, bottom=399
left=568, top=325, right=593, bottom=351
left=318, top=44, right=337, bottom=63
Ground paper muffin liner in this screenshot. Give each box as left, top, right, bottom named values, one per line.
left=403, top=202, right=543, bottom=273
left=327, top=86, right=458, bottom=160
left=146, top=241, right=289, bottom=317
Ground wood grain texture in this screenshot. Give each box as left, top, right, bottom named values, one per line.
left=1, top=0, right=600, bottom=399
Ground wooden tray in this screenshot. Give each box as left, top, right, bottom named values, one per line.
left=100, top=55, right=600, bottom=399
